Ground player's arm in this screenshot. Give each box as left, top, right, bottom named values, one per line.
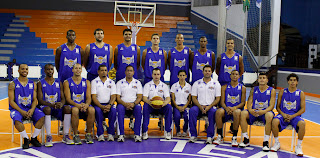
left=235, top=86, right=246, bottom=109
left=141, top=49, right=147, bottom=70
left=113, top=46, right=118, bottom=70
left=85, top=80, right=91, bottom=106
left=208, top=82, right=221, bottom=109
left=162, top=86, right=171, bottom=106
left=63, top=80, right=81, bottom=108
left=8, top=82, right=26, bottom=115
left=239, top=55, right=244, bottom=76
left=275, top=89, right=285, bottom=116
left=183, top=94, right=192, bottom=109
left=167, top=50, right=171, bottom=70
left=220, top=85, right=227, bottom=109
left=170, top=92, right=178, bottom=108
left=164, top=50, right=168, bottom=70
left=59, top=81, right=66, bottom=105
left=37, top=81, right=54, bottom=107
left=211, top=52, right=216, bottom=72
left=292, top=91, right=306, bottom=118
left=189, top=51, right=194, bottom=71
left=247, top=88, right=255, bottom=114
left=55, top=46, right=62, bottom=72
left=260, top=88, right=276, bottom=115
left=134, top=94, right=142, bottom=106
left=30, top=82, right=38, bottom=110
left=83, top=44, right=90, bottom=68
left=137, top=46, right=141, bottom=69
left=142, top=84, right=151, bottom=105
left=109, top=81, right=116, bottom=105
left=215, top=55, right=221, bottom=75
left=80, top=47, right=85, bottom=66
left=109, top=45, right=113, bottom=69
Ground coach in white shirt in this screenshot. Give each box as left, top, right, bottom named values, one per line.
left=91, top=65, right=117, bottom=142
left=116, top=65, right=143, bottom=142
left=142, top=68, right=172, bottom=140
left=189, top=65, right=221, bottom=144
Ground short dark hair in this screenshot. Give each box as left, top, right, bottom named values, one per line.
left=98, top=65, right=107, bottom=70
left=258, top=72, right=268, bottom=77
left=72, top=63, right=81, bottom=69
left=199, top=36, right=207, bottom=41
left=67, top=30, right=75, bottom=36
left=123, top=28, right=132, bottom=35
left=287, top=73, right=299, bottom=81
left=94, top=28, right=104, bottom=35
left=18, top=63, right=28, bottom=69
left=152, top=68, right=161, bottom=73
left=231, top=69, right=239, bottom=73
left=202, top=65, right=212, bottom=71
left=151, top=33, right=159, bottom=39
left=226, top=38, right=234, bottom=42
left=125, top=65, right=134, bottom=71
left=44, top=64, right=54, bottom=70
left=178, top=70, right=187, bottom=75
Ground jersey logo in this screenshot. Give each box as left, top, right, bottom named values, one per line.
left=266, top=90, right=271, bottom=95
left=255, top=91, right=258, bottom=94
left=18, top=94, right=32, bottom=106
left=132, top=85, right=137, bottom=89
left=43, top=84, right=46, bottom=87
left=94, top=54, right=107, bottom=64
left=131, top=46, right=135, bottom=51
left=149, top=59, right=161, bottom=68
left=92, top=46, right=96, bottom=49
left=227, top=94, right=240, bottom=104
left=159, top=50, right=163, bottom=55
left=196, top=61, right=209, bottom=71
left=120, top=47, right=124, bottom=51
left=207, top=53, right=210, bottom=58
left=222, top=56, right=226, bottom=59
left=172, top=50, right=176, bottom=54
left=29, top=83, right=33, bottom=89
left=75, top=48, right=79, bottom=54
left=185, top=90, right=190, bottom=93
left=174, top=59, right=186, bottom=68
left=223, top=65, right=236, bottom=74
left=82, top=81, right=86, bottom=87
left=254, top=100, right=268, bottom=110
left=16, top=84, right=20, bottom=88
left=64, top=57, right=77, bottom=68
left=158, top=89, right=164, bottom=93
left=234, top=56, right=238, bottom=61
left=148, top=50, right=152, bottom=54
left=283, top=99, right=297, bottom=110
left=63, top=48, right=67, bottom=51
left=45, top=93, right=58, bottom=104
left=184, top=49, right=188, bottom=54
left=104, top=46, right=108, bottom=51
left=55, top=82, right=60, bottom=88
left=72, top=92, right=84, bottom=103
left=238, top=85, right=241, bottom=90
left=195, top=53, right=198, bottom=57
left=71, top=83, right=74, bottom=87
left=208, top=86, right=215, bottom=90
left=295, top=91, right=300, bottom=96
left=10, top=111, right=15, bottom=118
left=122, top=55, right=134, bottom=65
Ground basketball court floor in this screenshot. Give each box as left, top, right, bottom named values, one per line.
left=0, top=81, right=319, bottom=158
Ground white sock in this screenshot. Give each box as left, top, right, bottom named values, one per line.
left=242, top=132, right=248, bottom=139
left=32, top=128, right=41, bottom=138
left=45, top=115, right=51, bottom=136
left=19, top=130, right=29, bottom=139
left=274, top=137, right=279, bottom=143
left=297, top=139, right=302, bottom=146
left=64, top=114, right=71, bottom=135
left=264, top=135, right=270, bottom=142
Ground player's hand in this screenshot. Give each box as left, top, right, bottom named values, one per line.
left=251, top=109, right=259, bottom=117
left=127, top=103, right=134, bottom=110
left=226, top=107, right=233, bottom=115
left=80, top=103, right=86, bottom=112
left=83, top=104, right=89, bottom=112
left=161, top=102, right=167, bottom=107
left=285, top=115, right=293, bottom=122
left=105, top=104, right=111, bottom=112
left=55, top=102, right=63, bottom=109
left=26, top=109, right=35, bottom=119
left=20, top=110, right=28, bottom=118
left=257, top=110, right=266, bottom=116
left=179, top=106, right=185, bottom=112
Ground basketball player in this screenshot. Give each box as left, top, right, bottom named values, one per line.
left=83, top=28, right=113, bottom=81
left=239, top=72, right=275, bottom=152
left=37, top=64, right=74, bottom=147
left=9, top=64, right=45, bottom=149
left=271, top=73, right=305, bottom=157
left=63, top=63, right=95, bottom=145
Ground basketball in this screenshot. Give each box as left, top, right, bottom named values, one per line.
left=150, top=96, right=164, bottom=109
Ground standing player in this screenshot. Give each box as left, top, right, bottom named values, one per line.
left=170, top=70, right=191, bottom=137
left=271, top=73, right=306, bottom=157
left=168, top=34, right=191, bottom=86
left=55, top=30, right=84, bottom=82
left=63, top=63, right=95, bottom=145
left=84, top=28, right=113, bottom=81
left=114, top=29, right=140, bottom=82
left=213, top=70, right=246, bottom=146
left=239, top=72, right=275, bottom=151
left=142, top=68, right=172, bottom=140
left=188, top=65, right=221, bottom=144
left=190, top=36, right=215, bottom=84
left=142, top=33, right=167, bottom=84
left=37, top=64, right=74, bottom=147
left=116, top=65, right=143, bottom=142
left=8, top=64, right=45, bottom=149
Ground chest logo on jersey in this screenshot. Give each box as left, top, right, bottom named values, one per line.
left=82, top=81, right=86, bottom=87
left=227, top=94, right=240, bottom=104
left=234, top=56, right=238, bottom=61
left=283, top=99, right=297, bottom=110
left=120, top=47, right=124, bottom=51
left=254, top=100, right=268, bottom=109
left=16, top=84, right=20, bottom=88
left=94, top=54, right=107, bottom=64
left=75, top=48, right=79, bottom=54
left=208, top=86, right=215, bottom=90
left=18, top=94, right=31, bottom=106
left=224, top=65, right=236, bottom=74
left=196, top=62, right=209, bottom=71
left=104, top=46, right=108, bottom=51
left=184, top=49, right=188, bottom=54
left=132, top=85, right=137, bottom=89
left=55, top=82, right=60, bottom=88
left=149, top=59, right=161, bottom=68
left=131, top=46, right=135, bottom=51
left=174, top=59, right=186, bottom=68
left=64, top=57, right=77, bottom=68
left=185, top=90, right=190, bottom=93
left=207, top=53, right=210, bottom=58
left=122, top=55, right=134, bottom=65
left=29, top=83, right=33, bottom=89
left=45, top=93, right=58, bottom=104
left=72, top=92, right=84, bottom=103
left=43, top=84, right=46, bottom=87
left=159, top=50, right=163, bottom=55
left=158, top=89, right=164, bottom=93
left=266, top=90, right=271, bottom=95
left=295, top=91, right=300, bottom=96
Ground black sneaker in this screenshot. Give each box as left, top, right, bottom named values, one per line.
left=30, top=137, right=42, bottom=147
left=22, top=138, right=30, bottom=149
left=239, top=137, right=250, bottom=148
left=262, top=141, right=270, bottom=152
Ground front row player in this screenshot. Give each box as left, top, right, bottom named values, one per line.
left=271, top=73, right=306, bottom=157
left=9, top=64, right=45, bottom=149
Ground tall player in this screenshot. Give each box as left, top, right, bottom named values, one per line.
left=190, top=36, right=215, bottom=84
left=271, top=73, right=306, bottom=157
left=84, top=28, right=113, bottom=81
left=114, top=29, right=140, bottom=82
left=9, top=64, right=45, bottom=149
left=168, top=34, right=191, bottom=86
left=142, top=33, right=167, bottom=84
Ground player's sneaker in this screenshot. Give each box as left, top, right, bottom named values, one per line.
left=30, top=137, right=41, bottom=147
left=231, top=136, right=238, bottom=147
left=85, top=133, right=94, bottom=144
left=62, top=135, right=75, bottom=145
left=181, top=132, right=188, bottom=137
left=176, top=132, right=182, bottom=137
left=213, top=135, right=223, bottom=145
left=142, top=132, right=148, bottom=140
left=73, top=134, right=82, bottom=145
left=205, top=137, right=213, bottom=144
left=295, top=145, right=303, bottom=157
left=189, top=136, right=197, bottom=143
left=45, top=135, right=53, bottom=147
left=97, top=135, right=105, bottom=142
left=117, top=135, right=125, bottom=142
left=103, top=121, right=108, bottom=131
left=239, top=137, right=250, bottom=148
left=262, top=141, right=270, bottom=152
left=134, top=135, right=142, bottom=142
left=270, top=142, right=280, bottom=152
left=22, top=138, right=30, bottom=149
left=129, top=118, right=134, bottom=130
left=107, top=134, right=114, bottom=141
left=164, top=131, right=171, bottom=140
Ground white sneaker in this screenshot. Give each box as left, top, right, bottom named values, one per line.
left=134, top=135, right=142, bottom=142
left=176, top=132, right=182, bottom=137
left=107, top=134, right=114, bottom=141
left=213, top=135, right=223, bottom=145
left=231, top=136, right=238, bottom=147
left=295, top=145, right=303, bottom=157
left=205, top=137, right=213, bottom=144
left=142, top=132, right=148, bottom=140
left=189, top=136, right=197, bottom=143
left=98, top=135, right=105, bottom=142
left=117, top=135, right=125, bottom=142
left=181, top=132, right=188, bottom=137
left=164, top=131, right=171, bottom=140
left=239, top=137, right=250, bottom=148
left=262, top=141, right=269, bottom=152
left=270, top=142, right=281, bottom=152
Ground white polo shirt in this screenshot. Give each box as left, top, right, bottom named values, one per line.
left=170, top=81, right=191, bottom=105
left=191, top=78, right=221, bottom=106
left=143, top=80, right=170, bottom=100
left=91, top=76, right=116, bottom=104
left=116, top=78, right=143, bottom=103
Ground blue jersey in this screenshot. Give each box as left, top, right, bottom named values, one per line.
left=144, top=47, right=165, bottom=82
left=67, top=77, right=87, bottom=104
left=86, top=43, right=110, bottom=75
left=225, top=83, right=243, bottom=108
left=218, top=52, right=240, bottom=84
left=9, top=79, right=34, bottom=110
left=280, top=88, right=301, bottom=115
left=191, top=50, right=213, bottom=84
left=169, top=47, right=190, bottom=86
left=252, top=86, right=273, bottom=110
left=116, top=43, right=138, bottom=82
left=58, top=44, right=82, bottom=81
left=40, top=79, right=61, bottom=104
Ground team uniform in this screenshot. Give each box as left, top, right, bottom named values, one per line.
left=144, top=48, right=165, bottom=84
left=191, top=50, right=213, bottom=84
left=116, top=78, right=143, bottom=136
left=218, top=52, right=240, bottom=86
left=58, top=44, right=82, bottom=82
left=86, top=43, right=111, bottom=81
left=169, top=47, right=190, bottom=86
left=223, top=83, right=244, bottom=122
left=116, top=43, right=138, bottom=82
left=91, top=77, right=117, bottom=137
left=170, top=81, right=191, bottom=134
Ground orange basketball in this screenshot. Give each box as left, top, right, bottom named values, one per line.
left=150, top=96, right=164, bottom=109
